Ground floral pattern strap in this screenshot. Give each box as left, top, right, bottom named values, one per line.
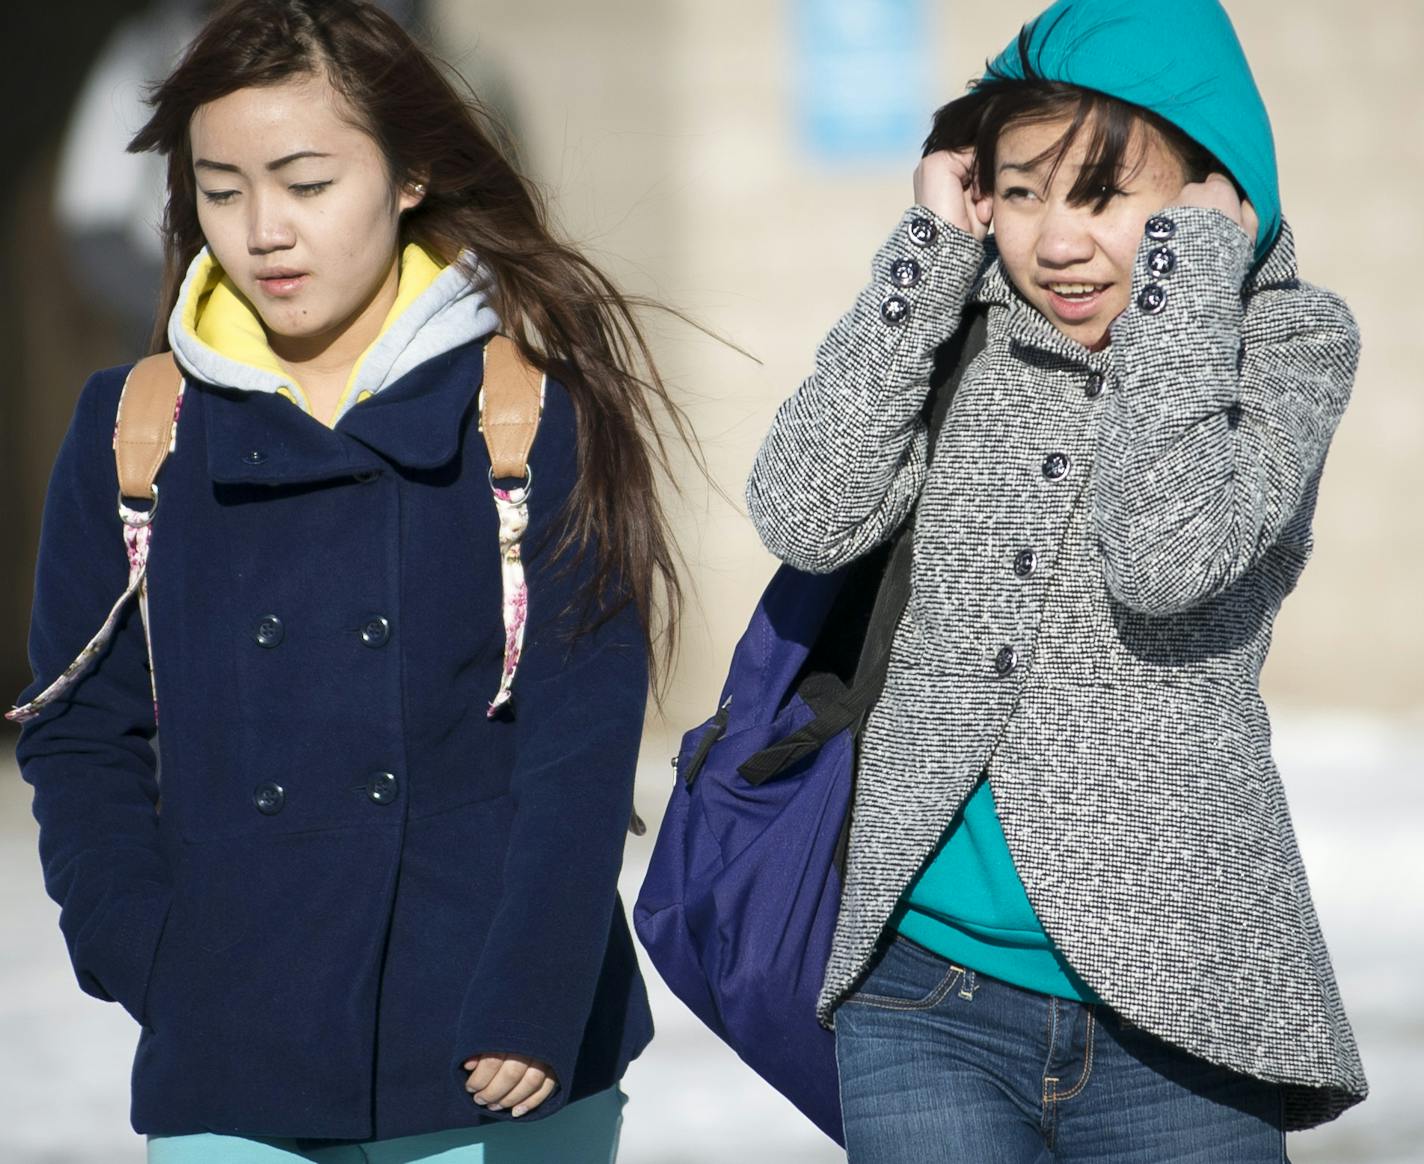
left=486, top=477, right=532, bottom=718
left=5, top=381, right=185, bottom=725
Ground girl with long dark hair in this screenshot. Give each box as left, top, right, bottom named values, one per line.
left=13, top=1, right=688, bottom=1159
left=747, top=1, right=1365, bottom=1159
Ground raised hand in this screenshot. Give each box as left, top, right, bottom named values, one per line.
left=1174, top=172, right=1259, bottom=240
left=913, top=149, right=993, bottom=241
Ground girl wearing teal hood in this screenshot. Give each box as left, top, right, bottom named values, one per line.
left=744, top=0, right=1366, bottom=1159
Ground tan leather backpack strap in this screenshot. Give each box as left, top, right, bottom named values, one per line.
left=114, top=352, right=184, bottom=501
left=480, top=334, right=544, bottom=480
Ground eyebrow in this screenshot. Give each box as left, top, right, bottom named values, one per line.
left=193, top=150, right=333, bottom=175
left=997, top=161, right=1041, bottom=175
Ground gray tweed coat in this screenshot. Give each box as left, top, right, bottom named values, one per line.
left=745, top=204, right=1366, bottom=1129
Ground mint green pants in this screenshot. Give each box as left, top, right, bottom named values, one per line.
left=147, top=1087, right=626, bottom=1163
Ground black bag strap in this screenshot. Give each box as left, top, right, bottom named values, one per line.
left=736, top=307, right=989, bottom=787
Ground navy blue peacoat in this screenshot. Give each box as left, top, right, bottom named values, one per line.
left=15, top=333, right=654, bottom=1140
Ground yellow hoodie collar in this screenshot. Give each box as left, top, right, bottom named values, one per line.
left=180, top=243, right=448, bottom=423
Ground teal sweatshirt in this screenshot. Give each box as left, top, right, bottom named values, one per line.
left=896, top=778, right=1097, bottom=1002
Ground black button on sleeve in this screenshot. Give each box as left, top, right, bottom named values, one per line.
left=889, top=258, right=922, bottom=288
left=254, top=615, right=284, bottom=648
left=880, top=295, right=911, bottom=326
left=1144, top=215, right=1176, bottom=241
left=907, top=216, right=938, bottom=247
left=1147, top=247, right=1177, bottom=277
left=1013, top=549, right=1037, bottom=578
left=360, top=616, right=391, bottom=648
left=243, top=449, right=267, bottom=465
left=253, top=782, right=285, bottom=815
left=1137, top=283, right=1168, bottom=315
left=994, top=646, right=1019, bottom=677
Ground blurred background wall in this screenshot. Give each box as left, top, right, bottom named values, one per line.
left=433, top=0, right=1422, bottom=761
left=1, top=0, right=1418, bottom=743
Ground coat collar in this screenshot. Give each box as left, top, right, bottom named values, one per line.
left=969, top=240, right=1113, bottom=374
left=202, top=338, right=489, bottom=485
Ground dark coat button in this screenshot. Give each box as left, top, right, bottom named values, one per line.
left=1042, top=452, right=1072, bottom=481
left=880, top=295, right=911, bottom=326
left=889, top=258, right=922, bottom=288
left=360, top=616, right=391, bottom=648
left=994, top=646, right=1019, bottom=677
left=1014, top=549, right=1037, bottom=578
left=1085, top=372, right=1105, bottom=399
left=907, top=216, right=938, bottom=247
left=253, top=782, right=285, bottom=815
left=243, top=449, right=267, bottom=465
left=1144, top=215, right=1176, bottom=241
left=254, top=615, right=284, bottom=648
left=1147, top=247, right=1177, bottom=277
left=366, top=772, right=399, bottom=805
left=1138, top=283, right=1168, bottom=314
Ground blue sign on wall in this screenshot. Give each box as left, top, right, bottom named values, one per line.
left=794, top=0, right=931, bottom=163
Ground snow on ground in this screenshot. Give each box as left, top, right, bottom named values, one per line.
left=2, top=713, right=1420, bottom=1163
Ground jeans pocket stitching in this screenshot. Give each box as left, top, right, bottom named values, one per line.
left=847, top=962, right=965, bottom=1012
left=1052, top=1009, right=1097, bottom=1103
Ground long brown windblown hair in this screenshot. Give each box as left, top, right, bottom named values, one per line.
left=129, top=0, right=692, bottom=690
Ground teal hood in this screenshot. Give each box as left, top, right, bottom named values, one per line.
left=986, top=0, right=1279, bottom=261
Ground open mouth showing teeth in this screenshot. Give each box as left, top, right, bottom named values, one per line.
left=1047, top=282, right=1107, bottom=299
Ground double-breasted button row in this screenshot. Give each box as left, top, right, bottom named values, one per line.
left=253, top=614, right=393, bottom=649
left=251, top=773, right=400, bottom=814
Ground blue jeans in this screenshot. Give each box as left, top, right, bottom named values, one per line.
left=147, top=1086, right=625, bottom=1163
left=835, top=936, right=1286, bottom=1163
